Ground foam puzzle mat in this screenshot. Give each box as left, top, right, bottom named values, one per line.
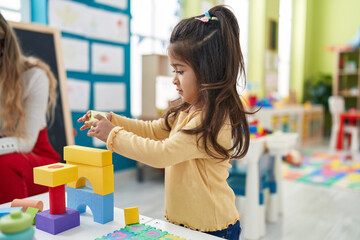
left=95, top=223, right=186, bottom=240
left=282, top=152, right=360, bottom=191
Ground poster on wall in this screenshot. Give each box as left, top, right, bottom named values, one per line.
left=49, top=0, right=129, bottom=43
left=94, top=82, right=126, bottom=112
left=92, top=43, right=124, bottom=76
left=95, top=0, right=127, bottom=10
left=87, top=7, right=129, bottom=44
left=61, top=37, right=89, bottom=72
left=66, top=78, right=91, bottom=112
left=48, top=0, right=87, bottom=35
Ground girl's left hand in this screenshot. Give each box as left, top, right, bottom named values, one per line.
left=84, top=114, right=115, bottom=142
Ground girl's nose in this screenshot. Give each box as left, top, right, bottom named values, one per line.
left=172, top=76, right=179, bottom=85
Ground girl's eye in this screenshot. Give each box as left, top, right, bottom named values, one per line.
left=173, top=70, right=184, bottom=75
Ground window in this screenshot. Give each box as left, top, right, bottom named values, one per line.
left=130, top=0, right=180, bottom=117
left=0, top=0, right=30, bottom=22
left=278, top=0, right=293, bottom=98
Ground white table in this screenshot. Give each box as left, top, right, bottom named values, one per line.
left=0, top=193, right=222, bottom=240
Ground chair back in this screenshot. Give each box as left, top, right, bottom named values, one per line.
left=328, top=96, right=345, bottom=126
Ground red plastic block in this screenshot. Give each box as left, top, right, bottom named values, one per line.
left=49, top=185, right=65, bottom=215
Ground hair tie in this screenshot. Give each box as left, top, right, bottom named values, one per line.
left=195, top=11, right=218, bottom=22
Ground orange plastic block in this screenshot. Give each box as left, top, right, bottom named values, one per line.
left=33, top=163, right=78, bottom=187
left=124, top=207, right=139, bottom=225
left=64, top=145, right=112, bottom=167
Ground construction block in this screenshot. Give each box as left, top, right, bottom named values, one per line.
left=49, top=185, right=65, bottom=214
left=124, top=207, right=139, bottom=225
left=66, top=186, right=113, bottom=224
left=67, top=162, right=114, bottom=195
left=0, top=208, right=22, bottom=218
left=35, top=208, right=80, bottom=235
left=33, top=163, right=78, bottom=187
left=64, top=145, right=112, bottom=167
left=11, top=199, right=43, bottom=212
left=0, top=226, right=34, bottom=240
left=0, top=210, right=32, bottom=233
left=25, top=207, right=41, bottom=225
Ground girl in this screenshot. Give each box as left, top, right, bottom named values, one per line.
left=0, top=13, right=60, bottom=204
left=79, top=5, right=249, bottom=239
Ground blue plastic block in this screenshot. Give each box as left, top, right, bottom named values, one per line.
left=35, top=208, right=80, bottom=235
left=67, top=186, right=114, bottom=224
left=0, top=226, right=34, bottom=240
left=0, top=207, right=23, bottom=218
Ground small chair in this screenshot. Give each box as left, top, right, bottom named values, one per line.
left=328, top=96, right=359, bottom=151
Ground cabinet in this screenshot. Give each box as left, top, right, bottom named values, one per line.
left=141, top=54, right=173, bottom=120
left=253, top=105, right=324, bottom=146
left=332, top=49, right=360, bottom=109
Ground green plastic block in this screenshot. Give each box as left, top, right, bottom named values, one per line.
left=0, top=210, right=32, bottom=234
left=25, top=207, right=41, bottom=225
left=90, top=111, right=107, bottom=127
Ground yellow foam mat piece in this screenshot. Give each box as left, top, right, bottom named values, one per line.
left=34, top=163, right=78, bottom=187
left=66, top=162, right=114, bottom=195
left=64, top=145, right=112, bottom=167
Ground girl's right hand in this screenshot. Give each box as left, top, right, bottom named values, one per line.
left=77, top=110, right=112, bottom=131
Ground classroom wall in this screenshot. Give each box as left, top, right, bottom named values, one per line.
left=248, top=0, right=279, bottom=98
left=291, top=0, right=360, bottom=102
left=31, top=0, right=135, bottom=171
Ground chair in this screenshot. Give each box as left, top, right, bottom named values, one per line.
left=328, top=96, right=359, bottom=151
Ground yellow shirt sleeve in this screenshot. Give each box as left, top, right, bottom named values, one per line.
left=106, top=112, right=208, bottom=168
left=110, top=112, right=174, bottom=140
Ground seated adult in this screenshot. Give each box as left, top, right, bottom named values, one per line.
left=0, top=13, right=60, bottom=204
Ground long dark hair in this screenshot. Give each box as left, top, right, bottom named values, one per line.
left=164, top=5, right=250, bottom=160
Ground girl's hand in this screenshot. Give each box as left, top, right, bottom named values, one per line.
left=78, top=110, right=112, bottom=131
left=78, top=110, right=92, bottom=131
left=85, top=114, right=115, bottom=142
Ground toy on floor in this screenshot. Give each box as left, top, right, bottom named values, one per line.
left=33, top=163, right=80, bottom=234
left=283, top=149, right=302, bottom=167
left=0, top=210, right=34, bottom=240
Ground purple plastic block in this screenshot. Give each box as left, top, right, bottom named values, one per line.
left=35, top=208, right=80, bottom=235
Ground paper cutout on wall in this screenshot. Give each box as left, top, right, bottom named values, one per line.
left=61, top=37, right=89, bottom=72
left=94, top=82, right=126, bottom=111
left=95, top=0, right=127, bottom=10
left=92, top=43, right=124, bottom=76
left=66, top=78, right=91, bottom=111
left=48, top=0, right=87, bottom=35
left=87, top=7, right=129, bottom=44
left=48, top=0, right=129, bottom=44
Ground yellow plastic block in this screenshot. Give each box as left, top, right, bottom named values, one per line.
left=66, top=162, right=114, bottom=195
left=64, top=145, right=112, bottom=167
left=124, top=207, right=139, bottom=225
left=33, top=163, right=78, bottom=187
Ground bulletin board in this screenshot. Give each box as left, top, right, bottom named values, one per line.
left=10, top=21, right=74, bottom=159
left=45, top=0, right=134, bottom=171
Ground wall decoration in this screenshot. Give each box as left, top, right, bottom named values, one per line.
left=66, top=78, right=91, bottom=111
left=61, top=37, right=89, bottom=72
left=94, top=82, right=126, bottom=111
left=92, top=43, right=124, bottom=75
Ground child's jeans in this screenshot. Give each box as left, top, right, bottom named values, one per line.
left=205, top=220, right=241, bottom=240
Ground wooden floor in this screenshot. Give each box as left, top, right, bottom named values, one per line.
left=112, top=143, right=360, bottom=240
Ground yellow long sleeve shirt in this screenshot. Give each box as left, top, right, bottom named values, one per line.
left=106, top=110, right=240, bottom=232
